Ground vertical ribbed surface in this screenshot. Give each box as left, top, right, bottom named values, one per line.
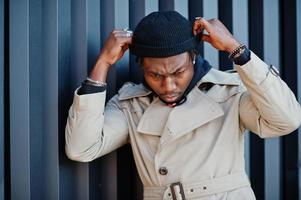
left=0, top=0, right=300, bottom=199
left=0, top=0, right=4, bottom=199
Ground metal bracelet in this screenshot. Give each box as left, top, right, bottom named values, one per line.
left=86, top=77, right=107, bottom=87
left=228, top=44, right=246, bottom=60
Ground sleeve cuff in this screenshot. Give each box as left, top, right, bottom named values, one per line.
left=232, top=48, right=251, bottom=65
left=77, top=81, right=107, bottom=95
left=234, top=51, right=281, bottom=92
left=73, top=87, right=106, bottom=113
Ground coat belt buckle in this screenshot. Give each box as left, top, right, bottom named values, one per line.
left=170, top=182, right=186, bottom=200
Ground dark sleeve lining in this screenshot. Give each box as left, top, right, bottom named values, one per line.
left=77, top=81, right=107, bottom=95
left=233, top=48, right=251, bottom=66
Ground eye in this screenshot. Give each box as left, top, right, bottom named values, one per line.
left=150, top=73, right=162, bottom=78
left=175, top=70, right=185, bottom=76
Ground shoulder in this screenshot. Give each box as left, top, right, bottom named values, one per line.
left=198, top=68, right=246, bottom=102
left=198, top=68, right=242, bottom=86
left=117, top=82, right=152, bottom=101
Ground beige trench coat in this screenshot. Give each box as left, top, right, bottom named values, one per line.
left=65, top=52, right=301, bottom=200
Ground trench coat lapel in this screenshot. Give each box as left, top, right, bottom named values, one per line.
left=160, top=87, right=224, bottom=145
left=126, top=69, right=238, bottom=139
left=137, top=98, right=173, bottom=136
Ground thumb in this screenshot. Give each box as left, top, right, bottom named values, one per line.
left=201, top=34, right=212, bottom=43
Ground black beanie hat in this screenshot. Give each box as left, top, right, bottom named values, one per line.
left=130, top=11, right=199, bottom=57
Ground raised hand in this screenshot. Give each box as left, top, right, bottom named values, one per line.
left=193, top=18, right=241, bottom=53
left=89, top=29, right=132, bottom=82
left=98, top=29, right=133, bottom=67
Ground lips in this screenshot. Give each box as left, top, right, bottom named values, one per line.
left=160, top=94, right=180, bottom=102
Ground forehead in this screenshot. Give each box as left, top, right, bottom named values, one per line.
left=142, top=52, right=190, bottom=73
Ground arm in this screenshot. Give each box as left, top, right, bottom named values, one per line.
left=65, top=92, right=129, bottom=162
left=237, top=52, right=301, bottom=137
left=65, top=29, right=132, bottom=162
left=193, top=17, right=301, bottom=137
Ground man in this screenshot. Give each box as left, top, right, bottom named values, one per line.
left=65, top=11, right=301, bottom=200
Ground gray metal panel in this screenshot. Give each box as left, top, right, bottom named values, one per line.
left=129, top=0, right=145, bottom=84
left=87, top=0, right=101, bottom=72
left=56, top=0, right=80, bottom=199
left=69, top=1, right=90, bottom=200
left=174, top=0, right=188, bottom=18
left=9, top=0, right=31, bottom=199
left=232, top=0, right=248, bottom=47
left=0, top=0, right=4, bottom=199
left=71, top=0, right=88, bottom=88
left=159, top=0, right=174, bottom=11
left=145, top=0, right=158, bottom=15
left=42, top=0, right=61, bottom=199
left=203, top=0, right=219, bottom=68
left=263, top=0, right=281, bottom=199
left=28, top=0, right=44, bottom=199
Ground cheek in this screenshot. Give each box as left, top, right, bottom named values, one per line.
left=179, top=71, right=194, bottom=88
left=144, top=76, right=161, bottom=91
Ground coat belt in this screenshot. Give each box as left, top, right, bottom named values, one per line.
left=143, top=172, right=250, bottom=200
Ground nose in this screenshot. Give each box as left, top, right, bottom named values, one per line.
left=162, top=77, right=177, bottom=93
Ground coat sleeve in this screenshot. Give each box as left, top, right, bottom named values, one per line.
left=237, top=51, right=301, bottom=138
left=65, top=88, right=129, bottom=162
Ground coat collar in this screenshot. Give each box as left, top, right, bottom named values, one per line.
left=197, top=68, right=240, bottom=87
left=159, top=87, right=224, bottom=146
left=136, top=86, right=224, bottom=140
left=132, top=69, right=241, bottom=146
left=118, top=82, right=152, bottom=101
left=117, top=69, right=240, bottom=101
left=136, top=98, right=172, bottom=136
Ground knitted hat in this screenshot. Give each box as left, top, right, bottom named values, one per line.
left=130, top=11, right=199, bottom=57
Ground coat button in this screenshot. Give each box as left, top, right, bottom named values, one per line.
left=159, top=167, right=168, bottom=175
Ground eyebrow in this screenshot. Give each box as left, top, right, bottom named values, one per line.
left=147, top=65, right=186, bottom=75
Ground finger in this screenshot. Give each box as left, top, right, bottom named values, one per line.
left=112, top=29, right=124, bottom=32
left=193, top=19, right=205, bottom=35
left=112, top=29, right=125, bottom=35
left=112, top=28, right=133, bottom=32
left=112, top=29, right=133, bottom=37
left=122, top=44, right=129, bottom=52
left=193, top=17, right=212, bottom=35
left=114, top=32, right=133, bottom=38
left=201, top=34, right=212, bottom=43
left=117, top=36, right=132, bottom=46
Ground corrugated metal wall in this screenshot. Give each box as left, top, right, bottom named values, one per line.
left=0, top=0, right=300, bottom=199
